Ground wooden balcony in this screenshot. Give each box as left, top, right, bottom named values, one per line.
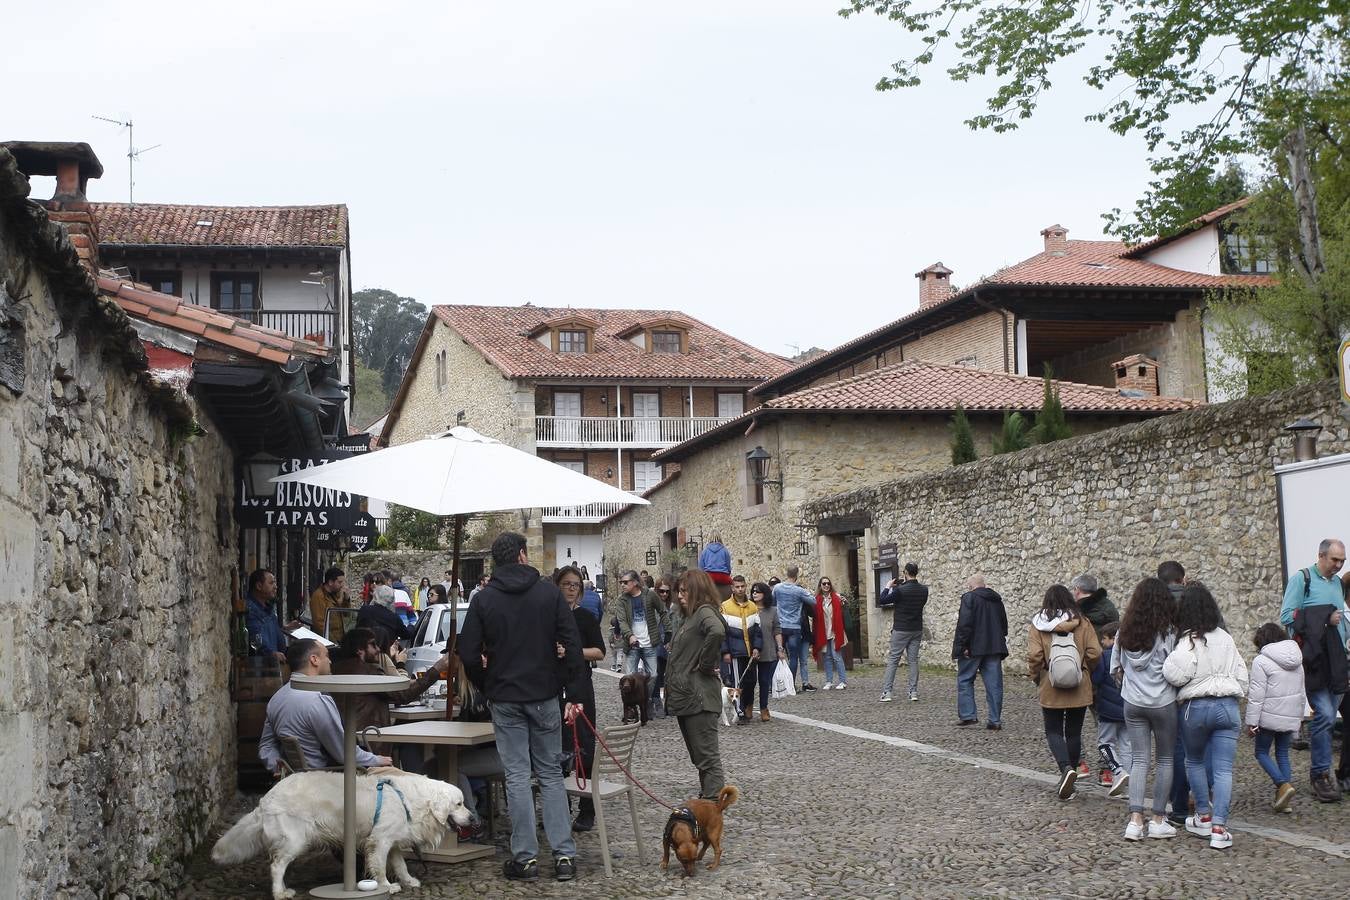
left=535, top=415, right=732, bottom=448
left=232, top=308, right=337, bottom=347
left=540, top=499, right=638, bottom=524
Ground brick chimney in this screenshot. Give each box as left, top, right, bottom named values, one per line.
left=1040, top=223, right=1069, bottom=257
left=1113, top=353, right=1159, bottom=396
left=2, top=142, right=104, bottom=272
left=915, top=262, right=953, bottom=309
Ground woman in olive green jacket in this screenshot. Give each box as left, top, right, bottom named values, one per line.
left=666, top=569, right=728, bottom=800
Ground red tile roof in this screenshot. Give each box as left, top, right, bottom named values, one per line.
left=1122, top=197, right=1252, bottom=258
left=92, top=203, right=348, bottom=248
left=755, top=224, right=1273, bottom=397
left=659, top=360, right=1196, bottom=460
left=431, top=305, right=790, bottom=381
left=763, top=360, right=1198, bottom=413
left=97, top=273, right=334, bottom=364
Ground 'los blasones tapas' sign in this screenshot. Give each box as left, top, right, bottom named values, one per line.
left=235, top=453, right=363, bottom=529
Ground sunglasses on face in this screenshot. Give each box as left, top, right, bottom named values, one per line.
left=657, top=588, right=670, bottom=594
left=560, top=581, right=582, bottom=589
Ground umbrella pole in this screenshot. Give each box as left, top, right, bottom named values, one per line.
left=444, top=514, right=464, bottom=722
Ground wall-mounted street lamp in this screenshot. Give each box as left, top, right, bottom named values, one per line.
left=684, top=528, right=704, bottom=555
left=243, top=451, right=283, bottom=498
left=794, top=521, right=816, bottom=557
left=746, top=445, right=782, bottom=499
left=645, top=546, right=659, bottom=567
left=1286, top=418, right=1322, bottom=462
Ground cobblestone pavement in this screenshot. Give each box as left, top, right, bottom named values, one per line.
left=182, top=662, right=1350, bottom=899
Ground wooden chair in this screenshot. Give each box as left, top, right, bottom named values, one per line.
left=278, top=735, right=343, bottom=774
left=563, top=722, right=644, bottom=876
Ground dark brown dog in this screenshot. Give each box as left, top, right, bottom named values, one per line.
left=619, top=672, right=649, bottom=725
left=660, top=785, right=738, bottom=876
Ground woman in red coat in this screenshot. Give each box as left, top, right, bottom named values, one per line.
left=812, top=577, right=849, bottom=690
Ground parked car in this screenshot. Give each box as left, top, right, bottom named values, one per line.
left=405, top=602, right=467, bottom=677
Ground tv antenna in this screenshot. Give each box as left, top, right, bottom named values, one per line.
left=92, top=115, right=161, bottom=205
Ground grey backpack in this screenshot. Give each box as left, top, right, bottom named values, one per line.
left=1047, top=631, right=1083, bottom=689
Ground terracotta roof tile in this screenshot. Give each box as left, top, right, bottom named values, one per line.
left=91, top=203, right=348, bottom=248
left=659, top=361, right=1197, bottom=461
left=96, top=273, right=333, bottom=363
left=430, top=305, right=790, bottom=381
left=764, top=360, right=1199, bottom=414
left=1122, top=197, right=1252, bottom=258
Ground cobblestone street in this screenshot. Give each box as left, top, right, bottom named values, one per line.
left=184, top=662, right=1350, bottom=899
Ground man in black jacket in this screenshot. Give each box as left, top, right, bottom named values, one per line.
left=459, top=532, right=585, bottom=882
left=878, top=562, right=928, bottom=702
left=951, top=574, right=1009, bottom=730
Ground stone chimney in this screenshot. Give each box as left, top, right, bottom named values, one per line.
left=1040, top=223, right=1069, bottom=257
left=915, top=262, right=954, bottom=310
left=1113, top=353, right=1159, bottom=397
left=2, top=141, right=104, bottom=272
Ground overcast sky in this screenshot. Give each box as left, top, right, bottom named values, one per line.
left=12, top=1, right=1165, bottom=359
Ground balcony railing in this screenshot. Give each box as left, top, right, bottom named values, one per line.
left=231, top=308, right=337, bottom=347
left=535, top=415, right=733, bottom=448
left=540, top=500, right=637, bottom=523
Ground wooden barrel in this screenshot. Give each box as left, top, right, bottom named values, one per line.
left=234, top=656, right=284, bottom=785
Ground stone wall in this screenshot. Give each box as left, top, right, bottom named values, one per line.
left=0, top=170, right=237, bottom=898
left=802, top=381, right=1349, bottom=667
left=603, top=408, right=1138, bottom=655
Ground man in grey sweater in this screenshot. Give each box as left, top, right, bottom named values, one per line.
left=258, top=638, right=390, bottom=774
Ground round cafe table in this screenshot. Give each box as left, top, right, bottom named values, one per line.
left=291, top=673, right=409, bottom=900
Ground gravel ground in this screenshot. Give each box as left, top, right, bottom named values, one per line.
left=181, top=661, right=1349, bottom=899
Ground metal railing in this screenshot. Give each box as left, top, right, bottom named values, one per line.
left=230, top=308, right=337, bottom=347
left=535, top=415, right=732, bottom=447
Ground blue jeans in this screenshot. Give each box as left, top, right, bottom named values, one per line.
left=1180, top=697, right=1239, bottom=826
left=785, top=629, right=813, bottom=686
left=881, top=629, right=922, bottom=696
left=490, top=700, right=576, bottom=862
left=1307, top=688, right=1344, bottom=776
left=1254, top=728, right=1294, bottom=786
left=624, top=645, right=659, bottom=677
left=956, top=655, right=1003, bottom=725
left=820, top=643, right=846, bottom=685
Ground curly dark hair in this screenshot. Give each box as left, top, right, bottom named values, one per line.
left=1253, top=622, right=1287, bottom=649
left=1117, top=577, right=1176, bottom=652
left=1040, top=584, right=1080, bottom=620
left=1176, top=581, right=1223, bottom=640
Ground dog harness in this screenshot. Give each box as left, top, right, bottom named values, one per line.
left=373, top=778, right=411, bottom=826
left=664, top=806, right=700, bottom=845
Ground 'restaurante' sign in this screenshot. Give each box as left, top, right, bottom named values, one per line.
left=236, top=452, right=364, bottom=529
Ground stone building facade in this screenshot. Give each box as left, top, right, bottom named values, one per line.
left=0, top=150, right=236, bottom=897
left=798, top=380, right=1347, bottom=664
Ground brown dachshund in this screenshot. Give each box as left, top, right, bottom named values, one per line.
left=661, top=785, right=739, bottom=876
left=619, top=672, right=649, bottom=725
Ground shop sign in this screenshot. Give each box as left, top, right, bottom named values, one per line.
left=236, top=452, right=363, bottom=528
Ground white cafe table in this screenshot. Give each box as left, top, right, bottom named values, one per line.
left=365, top=720, right=497, bottom=863
left=292, top=673, right=410, bottom=900
left=389, top=703, right=447, bottom=722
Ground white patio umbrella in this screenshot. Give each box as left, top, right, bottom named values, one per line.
left=271, top=425, right=650, bottom=516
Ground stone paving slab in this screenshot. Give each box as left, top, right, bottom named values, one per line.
left=182, top=662, right=1350, bottom=899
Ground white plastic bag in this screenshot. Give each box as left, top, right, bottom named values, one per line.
left=771, top=660, right=797, bottom=699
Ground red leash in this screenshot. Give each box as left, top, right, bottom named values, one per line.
left=570, top=710, right=679, bottom=814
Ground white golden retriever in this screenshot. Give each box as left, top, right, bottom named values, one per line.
left=212, top=770, right=476, bottom=899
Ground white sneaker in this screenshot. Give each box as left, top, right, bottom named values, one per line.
left=1209, top=828, right=1232, bottom=850
left=1108, top=771, right=1129, bottom=798
left=1185, top=815, right=1212, bottom=838
left=879, top=692, right=893, bottom=702
left=1124, top=821, right=1145, bottom=841
left=1147, top=820, right=1177, bottom=839
left=835, top=683, right=847, bottom=691
left=909, top=692, right=919, bottom=701
left=822, top=683, right=833, bottom=690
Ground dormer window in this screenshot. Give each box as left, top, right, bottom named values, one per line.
left=558, top=329, right=589, bottom=354
left=1220, top=227, right=1277, bottom=275
left=651, top=330, right=682, bottom=354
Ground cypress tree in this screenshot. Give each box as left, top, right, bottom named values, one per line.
left=950, top=403, right=977, bottom=464
left=991, top=409, right=1030, bottom=454
left=1031, top=365, right=1073, bottom=444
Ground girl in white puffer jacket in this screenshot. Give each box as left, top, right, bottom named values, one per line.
left=1245, top=623, right=1306, bottom=812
